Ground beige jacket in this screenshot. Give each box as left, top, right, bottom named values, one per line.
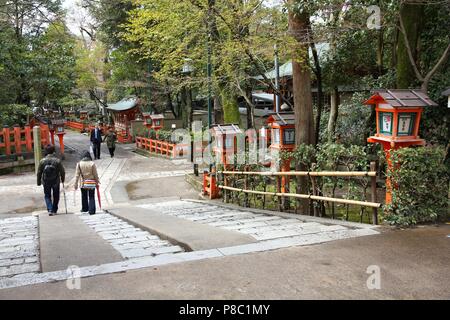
left=75, top=160, right=99, bottom=189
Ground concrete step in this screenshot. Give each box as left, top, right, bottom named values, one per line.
left=109, top=206, right=258, bottom=251
left=39, top=213, right=123, bottom=272
left=79, top=213, right=183, bottom=259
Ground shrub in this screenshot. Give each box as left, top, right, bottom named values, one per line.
left=0, top=104, right=31, bottom=127
left=384, top=146, right=449, bottom=227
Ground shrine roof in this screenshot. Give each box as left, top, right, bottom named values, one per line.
left=364, top=89, right=437, bottom=107
left=107, top=98, right=139, bottom=112
left=210, top=124, right=242, bottom=134
left=266, top=112, right=296, bottom=125
left=142, top=113, right=164, bottom=119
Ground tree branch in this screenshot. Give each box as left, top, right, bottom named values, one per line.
left=398, top=14, right=424, bottom=82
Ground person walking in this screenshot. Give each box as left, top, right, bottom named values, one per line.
left=37, top=145, right=66, bottom=216
left=74, top=151, right=100, bottom=215
left=90, top=122, right=103, bottom=160
left=103, top=127, right=117, bottom=158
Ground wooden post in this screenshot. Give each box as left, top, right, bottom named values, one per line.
left=4, top=127, right=11, bottom=155
left=244, top=167, right=249, bottom=207
left=224, top=173, right=228, bottom=203
left=57, top=133, right=65, bottom=159
left=33, top=126, right=42, bottom=174
left=13, top=126, right=21, bottom=155
left=370, top=161, right=379, bottom=225
left=277, top=176, right=283, bottom=212
left=25, top=126, right=32, bottom=152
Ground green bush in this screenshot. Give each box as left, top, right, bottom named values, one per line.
left=0, top=104, right=31, bottom=127
left=384, top=146, right=449, bottom=227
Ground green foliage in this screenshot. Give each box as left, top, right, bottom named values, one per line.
left=281, top=144, right=316, bottom=170
left=0, top=1, right=72, bottom=107
left=30, top=22, right=77, bottom=106
left=384, top=147, right=449, bottom=227
left=0, top=104, right=32, bottom=127
left=143, top=128, right=174, bottom=142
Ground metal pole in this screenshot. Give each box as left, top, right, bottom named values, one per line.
left=148, top=60, right=152, bottom=113
left=207, top=35, right=213, bottom=128
left=274, top=44, right=280, bottom=113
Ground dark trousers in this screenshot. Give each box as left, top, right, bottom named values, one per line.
left=108, top=147, right=115, bottom=158
left=92, top=142, right=101, bottom=159
left=44, top=183, right=60, bottom=213
left=81, top=188, right=96, bottom=214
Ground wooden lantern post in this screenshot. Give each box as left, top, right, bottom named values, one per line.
left=364, top=89, right=437, bottom=204
left=267, top=112, right=295, bottom=174
left=143, top=113, right=165, bottom=131
left=53, top=119, right=66, bottom=158
left=266, top=112, right=295, bottom=209
left=210, top=124, right=242, bottom=170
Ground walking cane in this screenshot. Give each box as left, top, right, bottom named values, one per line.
left=96, top=184, right=102, bottom=211
left=62, top=182, right=68, bottom=214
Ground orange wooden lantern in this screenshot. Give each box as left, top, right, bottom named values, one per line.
left=364, top=89, right=437, bottom=203
left=51, top=118, right=66, bottom=156
left=266, top=112, right=295, bottom=192
left=79, top=110, right=88, bottom=120
left=143, top=113, right=164, bottom=131
left=210, top=124, right=242, bottom=168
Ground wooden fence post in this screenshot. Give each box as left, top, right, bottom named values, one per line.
left=370, top=161, right=379, bottom=225
left=244, top=167, right=249, bottom=208
left=224, top=173, right=228, bottom=203
left=4, top=127, right=11, bottom=155
left=13, top=126, right=22, bottom=155
left=277, top=176, right=283, bottom=212
left=25, top=126, right=32, bottom=152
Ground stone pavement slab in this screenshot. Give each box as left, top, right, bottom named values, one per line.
left=39, top=214, right=123, bottom=272
left=79, top=213, right=184, bottom=259
left=109, top=207, right=258, bottom=251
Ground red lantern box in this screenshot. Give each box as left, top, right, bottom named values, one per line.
left=364, top=89, right=437, bottom=203
left=143, top=113, right=164, bottom=131
left=210, top=124, right=242, bottom=168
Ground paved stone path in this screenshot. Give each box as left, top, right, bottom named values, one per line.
left=79, top=213, right=184, bottom=259
left=137, top=200, right=378, bottom=243
left=0, top=216, right=40, bottom=279
left=115, top=169, right=193, bottom=182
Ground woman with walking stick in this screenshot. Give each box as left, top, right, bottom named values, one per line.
left=74, top=151, right=100, bottom=215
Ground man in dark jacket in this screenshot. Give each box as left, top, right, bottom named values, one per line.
left=90, top=122, right=103, bottom=160
left=37, top=145, right=66, bottom=216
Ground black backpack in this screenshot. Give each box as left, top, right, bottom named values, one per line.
left=43, top=161, right=58, bottom=185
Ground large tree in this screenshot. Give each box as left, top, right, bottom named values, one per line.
left=0, top=0, right=64, bottom=105
left=287, top=0, right=315, bottom=214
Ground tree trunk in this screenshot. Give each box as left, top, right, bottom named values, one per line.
left=245, top=86, right=255, bottom=129
left=289, top=2, right=315, bottom=215
left=376, top=27, right=384, bottom=76
left=327, top=87, right=339, bottom=143
left=396, top=3, right=423, bottom=89
left=214, top=96, right=223, bottom=124
left=310, top=40, right=323, bottom=145
left=221, top=91, right=240, bottom=124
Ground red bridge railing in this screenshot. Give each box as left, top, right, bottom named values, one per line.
left=0, top=125, right=50, bottom=156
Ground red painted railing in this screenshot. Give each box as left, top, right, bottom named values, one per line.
left=135, top=136, right=188, bottom=158
left=0, top=125, right=50, bottom=156
left=65, top=121, right=86, bottom=132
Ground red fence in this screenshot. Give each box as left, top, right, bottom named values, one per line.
left=0, top=125, right=50, bottom=156
left=65, top=121, right=85, bottom=132
left=135, top=136, right=188, bottom=158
